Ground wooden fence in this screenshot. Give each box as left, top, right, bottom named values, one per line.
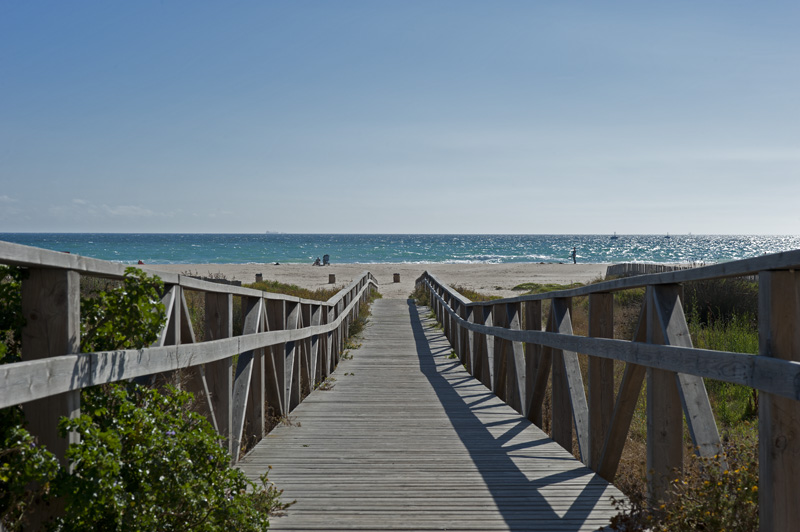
left=0, top=241, right=377, bottom=463
left=417, top=249, right=800, bottom=532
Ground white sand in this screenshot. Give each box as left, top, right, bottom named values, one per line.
left=148, top=262, right=609, bottom=300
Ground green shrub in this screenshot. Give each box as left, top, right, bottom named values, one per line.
left=409, top=283, right=430, bottom=306
left=688, top=306, right=759, bottom=429
left=452, top=285, right=500, bottom=302
left=658, top=445, right=758, bottom=531
left=244, top=279, right=340, bottom=302
left=0, top=407, right=60, bottom=530
left=684, top=278, right=758, bottom=328
left=0, top=266, right=26, bottom=364
left=1, top=266, right=290, bottom=531
left=512, top=281, right=584, bottom=294
left=609, top=443, right=758, bottom=531
left=54, top=383, right=287, bottom=532
left=80, top=268, right=166, bottom=352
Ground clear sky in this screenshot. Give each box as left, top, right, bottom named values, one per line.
left=2, top=1, right=799, bottom=234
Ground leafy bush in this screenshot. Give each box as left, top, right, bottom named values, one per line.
left=54, top=383, right=286, bottom=532
left=451, top=285, right=501, bottom=302
left=1, top=266, right=60, bottom=529
left=80, top=268, right=166, bottom=352
left=1, top=266, right=290, bottom=531
left=409, top=283, right=430, bottom=306
left=0, top=408, right=60, bottom=531
left=0, top=266, right=27, bottom=364
left=609, top=443, right=758, bottom=531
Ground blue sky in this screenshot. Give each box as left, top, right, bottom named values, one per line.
left=2, top=1, right=799, bottom=234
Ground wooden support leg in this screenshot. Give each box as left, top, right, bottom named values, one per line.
left=646, top=286, right=683, bottom=503
left=524, top=301, right=544, bottom=427
left=21, top=269, right=81, bottom=464
left=204, top=292, right=233, bottom=457
left=597, top=298, right=648, bottom=481
left=493, top=303, right=509, bottom=403
left=588, top=293, right=614, bottom=470
left=759, top=270, right=800, bottom=532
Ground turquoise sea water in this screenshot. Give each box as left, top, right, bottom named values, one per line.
left=2, top=234, right=799, bottom=265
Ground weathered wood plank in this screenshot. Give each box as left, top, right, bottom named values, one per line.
left=0, top=278, right=377, bottom=409
left=492, top=303, right=509, bottom=404
left=550, top=301, right=572, bottom=453
left=588, top=293, right=614, bottom=470
left=286, top=301, right=300, bottom=412
left=231, top=297, right=264, bottom=461
left=506, top=302, right=527, bottom=416
left=238, top=300, right=625, bottom=531
left=759, top=270, right=800, bottom=532
left=422, top=282, right=800, bottom=401
left=204, top=292, right=233, bottom=456
left=646, top=286, right=683, bottom=502
left=590, top=297, right=647, bottom=481
left=550, top=298, right=590, bottom=462
left=21, top=268, right=81, bottom=463
left=652, top=285, right=723, bottom=461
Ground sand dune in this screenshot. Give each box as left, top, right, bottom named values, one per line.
left=148, top=262, right=609, bottom=300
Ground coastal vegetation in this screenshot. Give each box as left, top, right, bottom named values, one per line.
left=0, top=266, right=291, bottom=531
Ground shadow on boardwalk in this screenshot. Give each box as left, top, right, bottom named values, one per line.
left=243, top=299, right=623, bottom=531
left=407, top=300, right=619, bottom=531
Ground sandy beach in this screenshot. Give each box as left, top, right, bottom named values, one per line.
left=147, top=262, right=609, bottom=300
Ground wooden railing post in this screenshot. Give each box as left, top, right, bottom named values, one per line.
left=550, top=297, right=590, bottom=462
left=265, top=300, right=286, bottom=419
left=457, top=302, right=469, bottom=365
left=232, top=296, right=265, bottom=460
left=310, top=303, right=322, bottom=389
left=448, top=296, right=456, bottom=346
left=299, top=303, right=312, bottom=399
left=154, top=283, right=182, bottom=386
left=204, top=292, right=233, bottom=457
left=506, top=302, right=526, bottom=415
left=475, top=304, right=494, bottom=391
left=759, top=270, right=800, bottom=532
left=646, top=285, right=683, bottom=502
left=492, top=302, right=509, bottom=403
left=327, top=303, right=338, bottom=370
left=442, top=292, right=450, bottom=340
left=465, top=305, right=477, bottom=375
left=21, top=268, right=81, bottom=463
left=286, top=301, right=301, bottom=412
left=588, top=293, right=614, bottom=470
left=524, top=300, right=546, bottom=428
left=597, top=301, right=647, bottom=481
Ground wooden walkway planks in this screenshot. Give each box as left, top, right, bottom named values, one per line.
left=238, top=299, right=625, bottom=531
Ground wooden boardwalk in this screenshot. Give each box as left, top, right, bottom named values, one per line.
left=239, top=299, right=624, bottom=531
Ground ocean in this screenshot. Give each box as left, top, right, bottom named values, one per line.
left=1, top=233, right=798, bottom=266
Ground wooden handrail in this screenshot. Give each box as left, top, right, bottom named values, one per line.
left=417, top=251, right=800, bottom=532
left=425, top=247, right=800, bottom=304
left=0, top=241, right=378, bottom=463
left=0, top=282, right=373, bottom=410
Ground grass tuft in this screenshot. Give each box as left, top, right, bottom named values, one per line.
left=512, top=282, right=584, bottom=294
left=245, top=279, right=342, bottom=301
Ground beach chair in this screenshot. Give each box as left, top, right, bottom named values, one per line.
left=323, top=254, right=330, bottom=266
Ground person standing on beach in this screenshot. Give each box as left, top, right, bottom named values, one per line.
left=572, top=247, right=577, bottom=264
